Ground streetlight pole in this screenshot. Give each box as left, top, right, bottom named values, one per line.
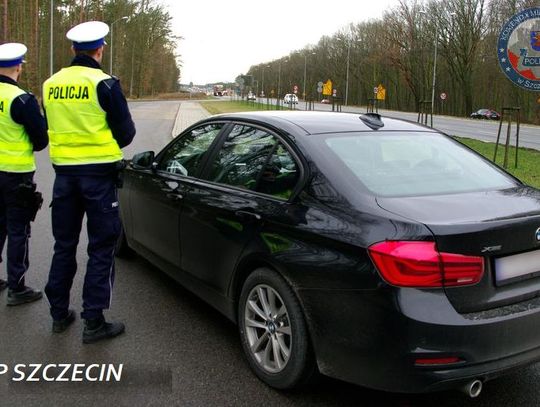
left=430, top=24, right=438, bottom=120
left=277, top=59, right=287, bottom=101
left=50, top=0, right=53, bottom=76
left=345, top=40, right=351, bottom=105
left=303, top=52, right=316, bottom=101
left=338, top=36, right=352, bottom=105
left=261, top=65, right=269, bottom=97
left=420, top=10, right=453, bottom=122
left=277, top=61, right=282, bottom=101
left=110, top=16, right=129, bottom=76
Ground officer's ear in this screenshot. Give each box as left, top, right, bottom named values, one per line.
left=96, top=45, right=104, bottom=60
left=15, top=63, right=22, bottom=81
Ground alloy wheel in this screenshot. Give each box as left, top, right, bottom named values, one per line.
left=244, top=284, right=292, bottom=373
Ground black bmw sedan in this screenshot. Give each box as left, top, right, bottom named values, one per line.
left=117, top=111, right=540, bottom=396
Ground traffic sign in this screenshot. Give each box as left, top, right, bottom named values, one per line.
left=440, top=92, right=447, bottom=100
left=376, top=84, right=386, bottom=100
left=317, top=81, right=323, bottom=87
left=332, top=89, right=337, bottom=97
left=373, top=87, right=378, bottom=95
left=293, top=85, right=298, bottom=94
left=317, top=86, right=322, bottom=94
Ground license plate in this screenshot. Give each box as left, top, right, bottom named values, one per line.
left=495, top=249, right=540, bottom=285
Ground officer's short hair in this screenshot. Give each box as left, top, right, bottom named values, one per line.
left=75, top=48, right=100, bottom=57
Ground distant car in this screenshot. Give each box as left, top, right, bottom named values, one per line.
left=320, top=98, right=330, bottom=104
left=247, top=93, right=256, bottom=101
left=119, top=111, right=540, bottom=395
left=283, top=94, right=298, bottom=105
left=470, top=109, right=500, bottom=120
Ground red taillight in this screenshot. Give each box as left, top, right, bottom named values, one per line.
left=368, top=241, right=484, bottom=288
left=414, top=356, right=463, bottom=366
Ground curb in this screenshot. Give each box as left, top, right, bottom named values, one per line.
left=171, top=102, right=183, bottom=138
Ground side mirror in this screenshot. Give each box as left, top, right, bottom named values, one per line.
left=131, top=151, right=155, bottom=170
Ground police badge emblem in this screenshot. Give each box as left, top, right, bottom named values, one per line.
left=498, top=8, right=540, bottom=91
left=531, top=31, right=540, bottom=51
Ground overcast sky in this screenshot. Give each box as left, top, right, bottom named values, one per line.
left=161, top=0, right=399, bottom=85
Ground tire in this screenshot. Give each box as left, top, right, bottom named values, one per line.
left=115, top=222, right=134, bottom=258
left=238, top=267, right=317, bottom=389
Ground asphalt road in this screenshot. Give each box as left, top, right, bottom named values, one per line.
left=246, top=97, right=540, bottom=150
left=1, top=100, right=540, bottom=406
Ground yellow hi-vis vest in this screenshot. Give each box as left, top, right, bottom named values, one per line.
left=0, top=83, right=35, bottom=172
left=42, top=66, right=123, bottom=165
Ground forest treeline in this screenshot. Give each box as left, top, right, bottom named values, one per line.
left=247, top=0, right=540, bottom=122
left=0, top=0, right=180, bottom=98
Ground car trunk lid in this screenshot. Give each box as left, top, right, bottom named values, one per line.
left=376, top=187, right=540, bottom=313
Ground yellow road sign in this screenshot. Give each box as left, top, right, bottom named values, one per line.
left=322, top=79, right=332, bottom=96
left=376, top=84, right=386, bottom=100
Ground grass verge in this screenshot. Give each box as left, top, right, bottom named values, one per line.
left=200, top=101, right=288, bottom=115
left=455, top=137, right=540, bottom=188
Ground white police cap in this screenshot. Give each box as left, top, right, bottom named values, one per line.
left=66, top=21, right=109, bottom=51
left=0, top=43, right=27, bottom=67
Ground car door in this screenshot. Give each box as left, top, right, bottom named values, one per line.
left=129, top=122, right=225, bottom=269
left=179, top=123, right=302, bottom=295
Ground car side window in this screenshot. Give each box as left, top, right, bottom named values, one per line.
left=207, top=125, right=300, bottom=199
left=158, top=123, right=223, bottom=176
left=256, top=143, right=299, bottom=199
left=208, top=125, right=277, bottom=191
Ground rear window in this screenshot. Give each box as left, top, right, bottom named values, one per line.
left=322, top=132, right=517, bottom=197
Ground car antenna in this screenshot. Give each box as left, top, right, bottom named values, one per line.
left=359, top=113, right=384, bottom=130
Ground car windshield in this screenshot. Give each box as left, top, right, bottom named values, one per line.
left=320, top=132, right=517, bottom=197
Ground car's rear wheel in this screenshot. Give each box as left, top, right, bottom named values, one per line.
left=238, top=268, right=316, bottom=389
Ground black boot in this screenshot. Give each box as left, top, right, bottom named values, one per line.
left=7, top=286, right=42, bottom=306
left=52, top=309, right=76, bottom=333
left=0, top=279, right=7, bottom=292
left=83, top=317, right=125, bottom=344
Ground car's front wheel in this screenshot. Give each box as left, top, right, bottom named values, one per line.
left=238, top=268, right=316, bottom=389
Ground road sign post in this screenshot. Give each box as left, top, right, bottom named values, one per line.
left=440, top=92, right=447, bottom=114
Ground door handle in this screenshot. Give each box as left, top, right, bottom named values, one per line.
left=235, top=210, right=261, bottom=221
left=166, top=193, right=183, bottom=201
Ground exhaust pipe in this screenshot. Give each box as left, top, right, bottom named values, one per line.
left=461, top=379, right=483, bottom=398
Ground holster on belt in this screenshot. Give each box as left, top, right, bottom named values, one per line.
left=115, top=159, right=127, bottom=188
left=15, top=182, right=43, bottom=222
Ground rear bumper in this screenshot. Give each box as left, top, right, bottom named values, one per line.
left=298, top=286, right=540, bottom=393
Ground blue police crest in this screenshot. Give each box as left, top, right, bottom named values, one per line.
left=498, top=8, right=540, bottom=91
left=531, top=31, right=540, bottom=51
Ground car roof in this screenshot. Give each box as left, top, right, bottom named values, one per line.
left=208, top=111, right=437, bottom=135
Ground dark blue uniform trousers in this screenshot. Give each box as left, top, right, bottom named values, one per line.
left=0, top=172, right=33, bottom=291
left=45, top=173, right=121, bottom=321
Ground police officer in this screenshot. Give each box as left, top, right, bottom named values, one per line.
left=43, top=21, right=136, bottom=342
left=0, top=43, right=48, bottom=305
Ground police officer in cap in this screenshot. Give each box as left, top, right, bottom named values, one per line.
left=0, top=43, right=48, bottom=305
left=43, top=21, right=135, bottom=342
